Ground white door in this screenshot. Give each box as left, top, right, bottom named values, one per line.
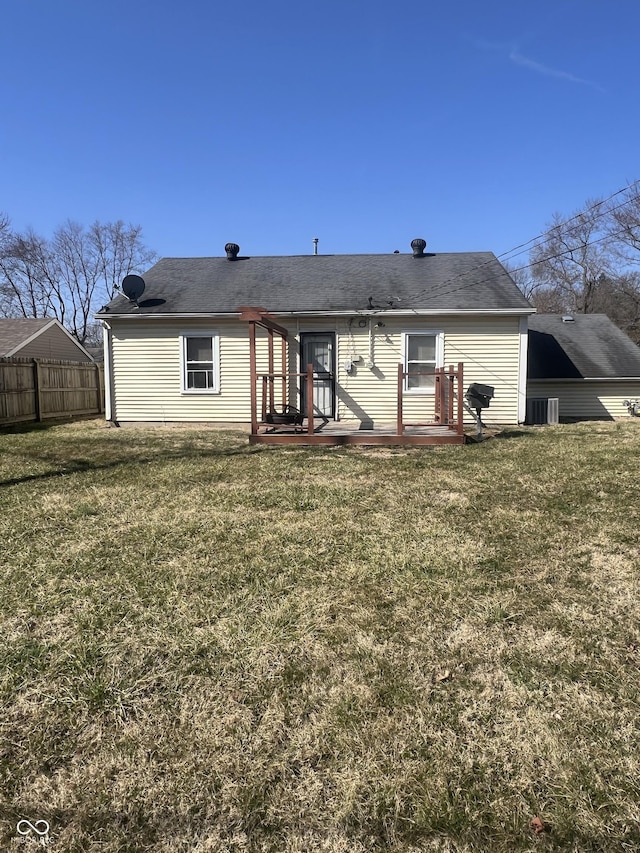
left=301, top=333, right=335, bottom=418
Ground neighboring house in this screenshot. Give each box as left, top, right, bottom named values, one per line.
left=96, top=239, right=534, bottom=436
left=0, top=318, right=94, bottom=362
left=528, top=313, right=640, bottom=420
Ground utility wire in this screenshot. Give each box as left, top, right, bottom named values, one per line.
left=382, top=179, right=640, bottom=309
left=399, top=225, right=636, bottom=315
left=495, top=178, right=639, bottom=265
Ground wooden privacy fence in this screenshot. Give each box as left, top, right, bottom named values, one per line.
left=0, top=357, right=104, bottom=425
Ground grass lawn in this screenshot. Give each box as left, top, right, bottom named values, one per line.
left=1, top=419, right=640, bottom=852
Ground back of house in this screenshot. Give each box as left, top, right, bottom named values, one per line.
left=96, top=239, right=534, bottom=429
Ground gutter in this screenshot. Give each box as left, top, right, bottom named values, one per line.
left=96, top=307, right=537, bottom=321
left=530, top=376, right=640, bottom=382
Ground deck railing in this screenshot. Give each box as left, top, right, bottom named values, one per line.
left=252, top=362, right=464, bottom=438
left=253, top=364, right=315, bottom=435
left=397, top=362, right=464, bottom=436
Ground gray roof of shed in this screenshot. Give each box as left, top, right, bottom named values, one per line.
left=96, top=251, right=532, bottom=316
left=528, top=314, right=640, bottom=379
left=0, top=318, right=54, bottom=356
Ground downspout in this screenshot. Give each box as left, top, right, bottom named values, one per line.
left=518, top=315, right=528, bottom=424
left=101, top=320, right=116, bottom=424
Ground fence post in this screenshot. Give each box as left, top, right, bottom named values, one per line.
left=32, top=360, right=43, bottom=422
left=96, top=363, right=104, bottom=414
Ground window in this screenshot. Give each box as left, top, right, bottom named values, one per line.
left=181, top=334, right=219, bottom=393
left=403, top=332, right=443, bottom=392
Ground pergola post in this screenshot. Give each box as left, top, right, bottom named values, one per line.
left=306, top=364, right=314, bottom=435
left=281, top=336, right=287, bottom=409
left=249, top=321, right=258, bottom=435
left=267, top=329, right=274, bottom=413
left=240, top=306, right=290, bottom=435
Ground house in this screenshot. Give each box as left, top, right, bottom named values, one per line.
left=527, top=313, right=640, bottom=420
left=0, top=317, right=94, bottom=362
left=96, top=240, right=535, bottom=443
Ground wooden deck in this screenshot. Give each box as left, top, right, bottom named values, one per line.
left=250, top=421, right=466, bottom=446
left=241, top=308, right=466, bottom=447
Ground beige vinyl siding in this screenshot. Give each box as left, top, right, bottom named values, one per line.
left=335, top=316, right=522, bottom=425
left=111, top=320, right=278, bottom=422
left=527, top=380, right=640, bottom=419
left=16, top=325, right=92, bottom=362
left=110, top=315, right=524, bottom=424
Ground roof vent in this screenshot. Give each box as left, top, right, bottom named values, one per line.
left=561, top=315, right=575, bottom=322
left=225, top=242, right=240, bottom=261
left=411, top=238, right=427, bottom=258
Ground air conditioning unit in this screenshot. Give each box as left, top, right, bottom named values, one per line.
left=526, top=397, right=559, bottom=425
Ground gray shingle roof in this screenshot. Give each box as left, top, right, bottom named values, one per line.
left=0, top=318, right=54, bottom=356
left=528, top=314, right=640, bottom=379
left=96, top=251, right=532, bottom=316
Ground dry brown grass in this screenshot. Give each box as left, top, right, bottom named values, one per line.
left=1, top=419, right=640, bottom=851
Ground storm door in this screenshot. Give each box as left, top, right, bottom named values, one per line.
left=300, top=332, right=336, bottom=419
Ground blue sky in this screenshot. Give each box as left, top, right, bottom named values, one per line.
left=1, top=0, right=638, bottom=261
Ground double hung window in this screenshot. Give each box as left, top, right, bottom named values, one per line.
left=403, top=332, right=443, bottom=392
left=181, top=334, right=219, bottom=393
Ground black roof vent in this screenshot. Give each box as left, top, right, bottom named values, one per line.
left=411, top=238, right=427, bottom=257
left=225, top=242, right=240, bottom=261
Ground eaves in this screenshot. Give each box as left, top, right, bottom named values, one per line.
left=97, top=307, right=536, bottom=321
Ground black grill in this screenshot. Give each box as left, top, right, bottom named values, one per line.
left=466, top=383, right=494, bottom=410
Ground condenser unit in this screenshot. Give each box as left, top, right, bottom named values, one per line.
left=526, top=397, right=559, bottom=425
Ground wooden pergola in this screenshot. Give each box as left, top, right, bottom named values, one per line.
left=240, top=306, right=466, bottom=446
left=239, top=306, right=315, bottom=437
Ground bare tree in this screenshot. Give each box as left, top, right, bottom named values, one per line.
left=502, top=260, right=537, bottom=301
left=52, top=220, right=157, bottom=343
left=529, top=284, right=573, bottom=315
left=526, top=190, right=640, bottom=342
left=0, top=227, right=59, bottom=320
left=589, top=272, right=640, bottom=344
left=529, top=202, right=611, bottom=314
left=0, top=218, right=156, bottom=343
left=0, top=213, right=11, bottom=314
left=605, top=184, right=640, bottom=267
left=90, top=220, right=157, bottom=300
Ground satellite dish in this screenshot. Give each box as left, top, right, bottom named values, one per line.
left=121, top=274, right=146, bottom=302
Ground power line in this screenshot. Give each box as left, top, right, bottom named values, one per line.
left=401, top=225, right=636, bottom=314
left=496, top=178, right=640, bottom=265
left=388, top=179, right=640, bottom=308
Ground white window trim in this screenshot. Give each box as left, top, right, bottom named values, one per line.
left=180, top=331, right=220, bottom=394
left=402, top=330, right=444, bottom=394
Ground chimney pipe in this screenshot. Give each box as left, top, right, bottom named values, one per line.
left=313, top=237, right=319, bottom=255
